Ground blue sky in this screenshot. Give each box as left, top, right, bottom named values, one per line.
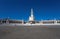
left=0, top=0, right=60, bottom=21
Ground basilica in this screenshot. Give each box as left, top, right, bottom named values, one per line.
left=0, top=8, right=60, bottom=24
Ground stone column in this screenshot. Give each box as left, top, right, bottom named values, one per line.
left=22, top=20, right=24, bottom=24
left=6, top=20, right=9, bottom=24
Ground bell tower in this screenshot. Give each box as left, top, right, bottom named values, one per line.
left=29, top=8, right=34, bottom=21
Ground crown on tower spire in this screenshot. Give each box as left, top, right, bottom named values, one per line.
left=31, top=8, right=33, bottom=17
